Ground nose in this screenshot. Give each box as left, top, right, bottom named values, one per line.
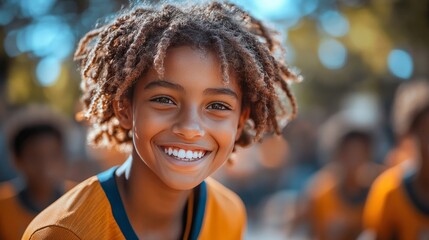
left=172, top=105, right=205, bottom=140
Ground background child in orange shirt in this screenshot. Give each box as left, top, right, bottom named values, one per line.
left=0, top=105, right=71, bottom=240
left=363, top=80, right=429, bottom=240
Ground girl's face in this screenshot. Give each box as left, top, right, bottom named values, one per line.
left=121, top=46, right=248, bottom=190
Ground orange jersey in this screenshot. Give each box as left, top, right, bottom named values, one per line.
left=364, top=168, right=429, bottom=240
left=0, top=181, right=74, bottom=240
left=23, top=167, right=246, bottom=240
left=306, top=165, right=337, bottom=198
left=309, top=182, right=364, bottom=240
left=0, top=190, right=36, bottom=240
left=363, top=164, right=405, bottom=231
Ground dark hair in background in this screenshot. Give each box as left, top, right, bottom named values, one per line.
left=74, top=1, right=300, bottom=150
left=3, top=105, right=69, bottom=159
left=338, top=130, right=373, bottom=149
left=11, top=124, right=63, bottom=157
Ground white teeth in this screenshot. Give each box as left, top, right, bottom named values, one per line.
left=178, top=149, right=186, bottom=158
left=186, top=150, right=193, bottom=159
left=162, top=147, right=207, bottom=161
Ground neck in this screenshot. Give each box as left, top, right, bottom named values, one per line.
left=115, top=152, right=191, bottom=238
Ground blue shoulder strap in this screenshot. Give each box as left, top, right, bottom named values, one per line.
left=98, top=167, right=139, bottom=240
left=189, top=181, right=207, bottom=240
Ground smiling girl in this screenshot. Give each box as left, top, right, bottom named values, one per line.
left=23, top=2, right=299, bottom=239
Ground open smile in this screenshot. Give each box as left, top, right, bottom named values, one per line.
left=160, top=146, right=210, bottom=162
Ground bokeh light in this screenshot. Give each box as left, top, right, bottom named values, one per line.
left=22, top=16, right=74, bottom=59
left=319, top=10, right=350, bottom=37
left=388, top=49, right=413, bottom=79
left=4, top=30, right=20, bottom=57
left=19, top=0, right=56, bottom=18
left=36, top=57, right=61, bottom=87
left=318, top=38, right=347, bottom=69
left=300, top=0, right=319, bottom=16
left=230, top=0, right=319, bottom=21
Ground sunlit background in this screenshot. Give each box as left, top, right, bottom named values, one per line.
left=1, top=0, right=426, bottom=119
left=0, top=0, right=428, bottom=239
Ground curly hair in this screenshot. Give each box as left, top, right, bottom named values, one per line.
left=74, top=1, right=300, bottom=150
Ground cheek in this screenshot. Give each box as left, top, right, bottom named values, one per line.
left=206, top=117, right=239, bottom=151
left=133, top=106, right=170, bottom=138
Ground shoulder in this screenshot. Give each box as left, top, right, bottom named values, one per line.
left=366, top=165, right=409, bottom=210
left=369, top=164, right=406, bottom=196
left=363, top=165, right=408, bottom=229
left=205, top=177, right=246, bottom=216
left=22, top=176, right=112, bottom=240
left=305, top=165, right=337, bottom=199
left=199, top=178, right=246, bottom=239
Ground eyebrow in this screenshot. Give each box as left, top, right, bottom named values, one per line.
left=144, top=79, right=238, bottom=99
left=203, top=88, right=239, bottom=100
left=144, top=80, right=184, bottom=92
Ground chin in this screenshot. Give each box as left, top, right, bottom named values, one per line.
left=162, top=176, right=204, bottom=191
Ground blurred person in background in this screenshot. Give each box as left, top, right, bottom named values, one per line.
left=0, top=105, right=74, bottom=240
left=215, top=133, right=289, bottom=209
left=362, top=80, right=429, bottom=240
left=384, top=80, right=429, bottom=167
left=216, top=133, right=290, bottom=238
left=306, top=129, right=381, bottom=240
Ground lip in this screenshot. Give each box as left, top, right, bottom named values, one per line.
left=156, top=145, right=212, bottom=169
left=158, top=143, right=212, bottom=152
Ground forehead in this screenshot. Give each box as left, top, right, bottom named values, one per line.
left=146, top=46, right=240, bottom=93
left=165, top=46, right=213, bottom=70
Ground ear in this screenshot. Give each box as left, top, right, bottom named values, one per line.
left=113, top=98, right=133, bottom=130
left=236, top=107, right=250, bottom=141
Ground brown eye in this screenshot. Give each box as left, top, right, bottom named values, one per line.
left=150, top=96, right=175, bottom=105
left=207, top=102, right=231, bottom=111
